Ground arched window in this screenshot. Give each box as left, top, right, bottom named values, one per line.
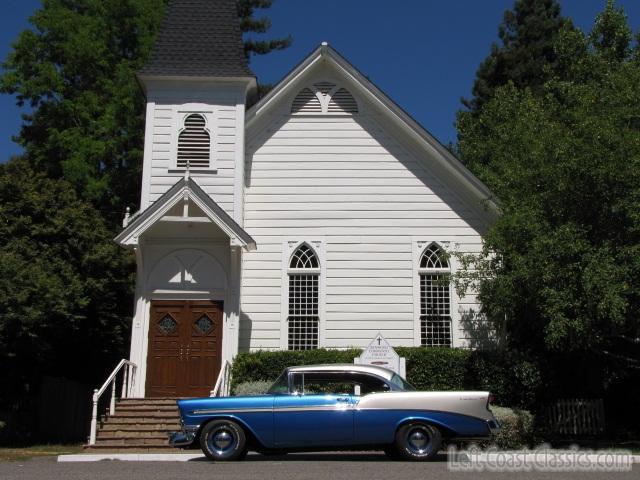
left=177, top=114, right=210, bottom=169
left=287, top=244, right=320, bottom=350
left=418, top=243, right=452, bottom=347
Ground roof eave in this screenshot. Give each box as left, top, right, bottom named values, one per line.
left=136, top=73, right=257, bottom=97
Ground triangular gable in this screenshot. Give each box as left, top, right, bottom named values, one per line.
left=115, top=177, right=256, bottom=250
left=246, top=43, right=498, bottom=222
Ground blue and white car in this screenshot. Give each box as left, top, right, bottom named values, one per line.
left=169, top=364, right=499, bottom=461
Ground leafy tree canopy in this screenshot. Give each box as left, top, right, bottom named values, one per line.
left=456, top=1, right=640, bottom=366
left=0, top=158, right=134, bottom=392
left=1, top=0, right=290, bottom=224
left=463, top=0, right=568, bottom=115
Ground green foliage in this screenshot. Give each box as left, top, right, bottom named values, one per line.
left=1, top=0, right=291, bottom=223
left=0, top=0, right=166, bottom=220
left=463, top=0, right=568, bottom=114
left=233, top=380, right=273, bottom=396
left=490, top=406, right=535, bottom=449
left=456, top=2, right=640, bottom=365
left=238, top=0, right=292, bottom=59
left=0, top=158, right=134, bottom=394
left=395, top=347, right=469, bottom=391
left=231, top=349, right=361, bottom=390
left=230, top=348, right=542, bottom=410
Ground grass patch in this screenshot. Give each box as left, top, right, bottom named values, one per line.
left=0, top=444, right=83, bottom=462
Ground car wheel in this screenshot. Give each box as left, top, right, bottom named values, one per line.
left=394, top=423, right=442, bottom=461
left=200, top=419, right=247, bottom=461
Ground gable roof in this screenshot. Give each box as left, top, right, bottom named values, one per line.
left=115, top=177, right=256, bottom=251
left=246, top=43, right=498, bottom=220
left=139, top=0, right=253, bottom=79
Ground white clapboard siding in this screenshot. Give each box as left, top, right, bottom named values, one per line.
left=240, top=105, right=487, bottom=350
left=144, top=98, right=239, bottom=216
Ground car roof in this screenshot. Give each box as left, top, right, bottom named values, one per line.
left=286, top=363, right=396, bottom=381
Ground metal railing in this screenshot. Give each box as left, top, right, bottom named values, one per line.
left=210, top=360, right=231, bottom=397
left=88, top=359, right=137, bottom=445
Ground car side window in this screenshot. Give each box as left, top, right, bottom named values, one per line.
left=293, top=372, right=390, bottom=396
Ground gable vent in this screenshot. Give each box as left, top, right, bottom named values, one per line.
left=291, top=88, right=322, bottom=114
left=177, top=114, right=210, bottom=169
left=328, top=88, right=358, bottom=114
left=313, top=81, right=336, bottom=95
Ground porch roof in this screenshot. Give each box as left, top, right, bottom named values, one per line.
left=114, top=177, right=256, bottom=251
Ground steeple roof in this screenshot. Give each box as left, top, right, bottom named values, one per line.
left=139, top=0, right=253, bottom=78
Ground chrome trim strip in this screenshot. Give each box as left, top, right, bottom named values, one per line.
left=192, top=405, right=353, bottom=415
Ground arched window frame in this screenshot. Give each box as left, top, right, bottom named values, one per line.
left=290, top=79, right=359, bottom=115
left=170, top=107, right=216, bottom=172
left=281, top=240, right=326, bottom=350
left=413, top=241, right=456, bottom=348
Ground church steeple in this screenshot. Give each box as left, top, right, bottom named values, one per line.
left=139, top=0, right=254, bottom=79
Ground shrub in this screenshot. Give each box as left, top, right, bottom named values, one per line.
left=231, top=349, right=362, bottom=390
left=466, top=350, right=542, bottom=410
left=490, top=406, right=535, bottom=449
left=396, top=347, right=470, bottom=391
left=233, top=381, right=272, bottom=396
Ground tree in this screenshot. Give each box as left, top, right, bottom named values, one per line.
left=238, top=0, right=292, bottom=59
left=462, top=0, right=568, bottom=115
left=455, top=2, right=640, bottom=370
left=0, top=158, right=134, bottom=396
left=0, top=0, right=291, bottom=224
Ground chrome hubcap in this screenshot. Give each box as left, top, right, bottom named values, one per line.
left=406, top=427, right=431, bottom=454
left=209, top=427, right=235, bottom=454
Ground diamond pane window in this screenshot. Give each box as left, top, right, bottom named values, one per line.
left=158, top=314, right=178, bottom=334
left=195, top=314, right=214, bottom=334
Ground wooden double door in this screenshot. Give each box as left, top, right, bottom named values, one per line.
left=146, top=300, right=223, bottom=397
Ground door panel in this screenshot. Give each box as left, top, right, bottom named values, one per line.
left=146, top=300, right=223, bottom=397
left=273, top=394, right=355, bottom=447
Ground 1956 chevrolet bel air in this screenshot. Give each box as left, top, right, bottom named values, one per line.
left=169, top=364, right=500, bottom=461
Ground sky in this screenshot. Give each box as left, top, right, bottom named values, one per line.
left=0, top=0, right=639, bottom=161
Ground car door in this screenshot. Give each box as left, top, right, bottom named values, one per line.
left=273, top=372, right=356, bottom=448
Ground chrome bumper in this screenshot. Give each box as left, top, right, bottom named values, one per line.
left=168, top=426, right=198, bottom=448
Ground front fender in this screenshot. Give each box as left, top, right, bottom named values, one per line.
left=194, top=414, right=273, bottom=449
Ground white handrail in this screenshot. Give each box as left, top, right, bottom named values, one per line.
left=210, top=361, right=231, bottom=397
left=89, top=359, right=137, bottom=445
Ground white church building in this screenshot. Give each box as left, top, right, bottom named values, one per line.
left=115, top=0, right=497, bottom=398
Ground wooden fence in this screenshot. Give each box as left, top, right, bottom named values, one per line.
left=545, top=398, right=605, bottom=435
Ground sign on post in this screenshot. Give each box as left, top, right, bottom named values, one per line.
left=355, top=332, right=406, bottom=378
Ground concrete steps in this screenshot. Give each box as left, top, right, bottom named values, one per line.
left=85, top=398, right=183, bottom=451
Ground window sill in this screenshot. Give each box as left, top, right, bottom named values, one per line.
left=168, top=168, right=218, bottom=175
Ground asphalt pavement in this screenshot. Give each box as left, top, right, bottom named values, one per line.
left=1, top=452, right=638, bottom=480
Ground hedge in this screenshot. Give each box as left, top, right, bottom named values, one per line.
left=231, top=347, right=541, bottom=410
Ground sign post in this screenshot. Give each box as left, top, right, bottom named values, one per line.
left=355, top=332, right=406, bottom=378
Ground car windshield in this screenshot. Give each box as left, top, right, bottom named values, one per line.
left=390, top=373, right=415, bottom=391
left=267, top=371, right=289, bottom=394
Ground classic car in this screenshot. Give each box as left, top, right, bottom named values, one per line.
left=169, top=364, right=500, bottom=461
